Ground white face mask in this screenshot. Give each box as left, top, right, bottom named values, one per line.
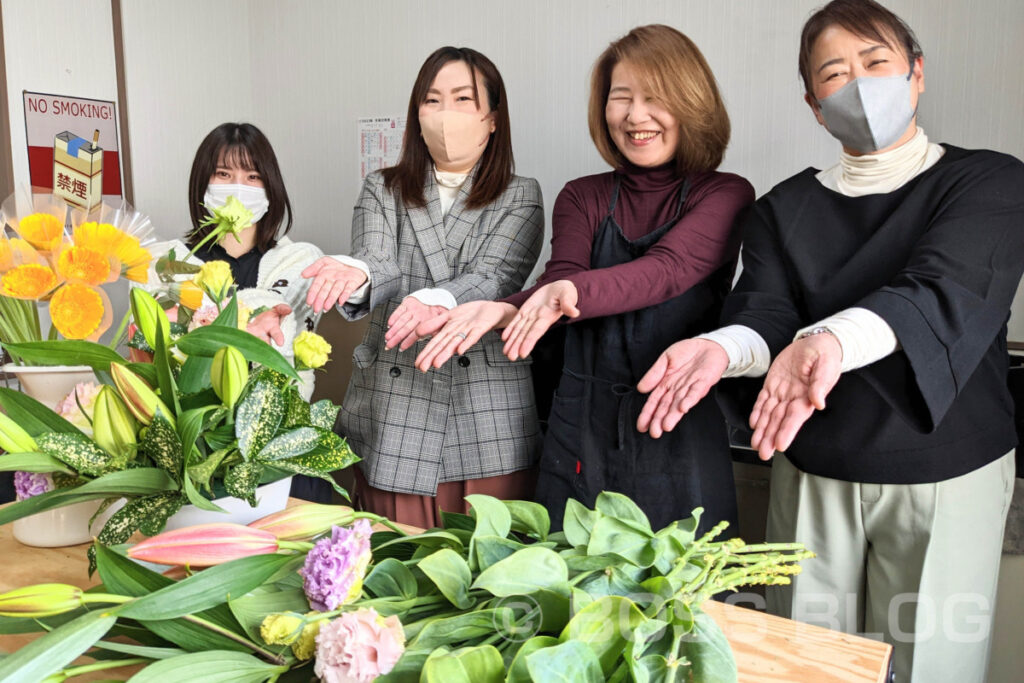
left=203, top=184, right=269, bottom=226
left=817, top=72, right=916, bottom=153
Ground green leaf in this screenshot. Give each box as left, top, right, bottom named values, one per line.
left=235, top=371, right=290, bottom=459
left=562, top=498, right=597, bottom=548
left=139, top=413, right=183, bottom=483
left=364, top=558, right=418, bottom=600
left=560, top=596, right=645, bottom=675
left=0, top=609, right=116, bottom=682
left=182, top=471, right=227, bottom=512
left=125, top=650, right=287, bottom=682
left=409, top=609, right=509, bottom=650
left=1, top=340, right=123, bottom=371
left=504, top=500, right=550, bottom=541
left=373, top=530, right=465, bottom=556
left=95, top=544, right=250, bottom=653
left=466, top=494, right=512, bottom=540
left=471, top=547, right=568, bottom=597
left=679, top=610, right=737, bottom=683
left=505, top=635, right=560, bottom=683
left=125, top=361, right=159, bottom=387
left=255, top=426, right=322, bottom=461
left=594, top=491, right=653, bottom=536
left=418, top=548, right=473, bottom=609
left=473, top=534, right=527, bottom=572
left=376, top=649, right=431, bottom=683
left=0, top=468, right=177, bottom=525
left=526, top=639, right=604, bottom=683
left=587, top=517, right=657, bottom=568
left=0, top=387, right=85, bottom=436
left=36, top=432, right=114, bottom=476
left=177, top=355, right=214, bottom=394
left=91, top=492, right=184, bottom=573
left=152, top=316, right=181, bottom=416
left=308, top=399, right=339, bottom=430
left=0, top=452, right=75, bottom=474
left=422, top=644, right=504, bottom=683
left=214, top=295, right=240, bottom=327
left=273, top=431, right=358, bottom=471
left=187, top=448, right=231, bottom=492
left=113, top=553, right=296, bottom=621
left=224, top=460, right=263, bottom=506
left=91, top=640, right=187, bottom=660
left=175, top=327, right=298, bottom=380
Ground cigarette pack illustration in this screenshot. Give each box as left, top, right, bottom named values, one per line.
left=53, top=130, right=103, bottom=211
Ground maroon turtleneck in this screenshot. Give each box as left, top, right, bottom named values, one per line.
left=504, top=163, right=754, bottom=320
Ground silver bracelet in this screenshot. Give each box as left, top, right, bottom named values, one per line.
left=796, top=326, right=836, bottom=340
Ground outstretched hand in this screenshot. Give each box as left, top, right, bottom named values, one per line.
left=636, top=338, right=730, bottom=439
left=384, top=297, right=447, bottom=351
left=246, top=304, right=293, bottom=347
left=415, top=300, right=518, bottom=371
left=749, top=333, right=842, bottom=460
left=301, top=257, right=369, bottom=314
left=501, top=280, right=579, bottom=361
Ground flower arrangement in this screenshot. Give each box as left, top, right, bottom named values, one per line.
left=0, top=494, right=812, bottom=682
left=0, top=282, right=352, bottom=570
left=0, top=190, right=154, bottom=355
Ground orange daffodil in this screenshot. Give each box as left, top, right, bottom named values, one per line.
left=0, top=211, right=153, bottom=340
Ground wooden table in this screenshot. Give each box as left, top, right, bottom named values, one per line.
left=0, top=510, right=891, bottom=682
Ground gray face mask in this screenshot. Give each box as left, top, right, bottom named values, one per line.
left=817, top=71, right=915, bottom=152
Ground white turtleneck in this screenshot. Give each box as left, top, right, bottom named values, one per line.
left=701, top=127, right=945, bottom=376
left=334, top=166, right=468, bottom=310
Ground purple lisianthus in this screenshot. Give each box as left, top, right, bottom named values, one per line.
left=14, top=471, right=53, bottom=501
left=302, top=519, right=373, bottom=611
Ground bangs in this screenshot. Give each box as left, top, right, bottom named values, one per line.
left=217, top=144, right=256, bottom=171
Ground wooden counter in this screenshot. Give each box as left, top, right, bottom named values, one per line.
left=0, top=508, right=891, bottom=682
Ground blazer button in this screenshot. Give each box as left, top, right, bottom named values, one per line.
left=389, top=366, right=401, bottom=378
left=458, top=356, right=471, bottom=368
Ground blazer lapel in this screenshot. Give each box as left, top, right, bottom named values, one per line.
left=408, top=171, right=452, bottom=284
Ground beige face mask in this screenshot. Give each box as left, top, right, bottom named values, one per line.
left=419, top=110, right=493, bottom=170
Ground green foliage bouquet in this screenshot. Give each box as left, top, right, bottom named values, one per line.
left=0, top=286, right=357, bottom=566
left=0, top=494, right=811, bottom=682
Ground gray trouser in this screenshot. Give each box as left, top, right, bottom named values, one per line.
left=766, top=451, right=1015, bottom=683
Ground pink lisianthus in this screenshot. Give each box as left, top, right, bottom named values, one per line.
left=54, top=381, right=101, bottom=434
left=314, top=607, right=405, bottom=683
left=187, top=304, right=220, bottom=331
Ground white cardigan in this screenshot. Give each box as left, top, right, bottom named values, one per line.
left=141, top=237, right=323, bottom=398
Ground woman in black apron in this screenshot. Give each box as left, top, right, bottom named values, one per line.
left=413, top=25, right=754, bottom=533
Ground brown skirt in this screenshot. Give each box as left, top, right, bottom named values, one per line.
left=353, top=467, right=538, bottom=529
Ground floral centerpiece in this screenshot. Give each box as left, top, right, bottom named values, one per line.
left=0, top=494, right=811, bottom=682
left=0, top=189, right=154, bottom=354
left=0, top=280, right=354, bottom=565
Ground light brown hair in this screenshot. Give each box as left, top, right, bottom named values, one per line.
left=799, top=0, right=922, bottom=96
left=588, top=24, right=730, bottom=175
left=382, top=47, right=513, bottom=209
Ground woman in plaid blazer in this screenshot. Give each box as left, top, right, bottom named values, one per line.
left=301, top=47, right=544, bottom=527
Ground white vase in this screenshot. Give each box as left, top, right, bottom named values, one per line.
left=2, top=364, right=96, bottom=409
left=12, top=498, right=123, bottom=547
left=161, top=476, right=293, bottom=531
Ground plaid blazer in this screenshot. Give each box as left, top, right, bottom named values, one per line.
left=337, top=169, right=545, bottom=495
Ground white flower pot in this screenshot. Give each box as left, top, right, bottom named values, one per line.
left=2, top=364, right=95, bottom=409
left=161, top=476, right=293, bottom=531
left=12, top=498, right=122, bottom=547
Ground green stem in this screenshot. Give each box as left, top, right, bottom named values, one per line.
left=278, top=540, right=314, bottom=552
left=355, top=512, right=410, bottom=536
left=182, top=613, right=286, bottom=665
left=108, top=308, right=133, bottom=350
left=57, top=657, right=149, bottom=679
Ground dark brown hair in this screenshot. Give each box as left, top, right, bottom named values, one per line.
left=588, top=24, right=730, bottom=175
left=799, top=0, right=922, bottom=95
left=186, top=122, right=292, bottom=253
left=382, top=47, right=513, bottom=209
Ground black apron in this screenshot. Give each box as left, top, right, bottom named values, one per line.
left=535, top=175, right=738, bottom=534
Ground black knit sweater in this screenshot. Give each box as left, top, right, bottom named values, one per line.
left=719, top=144, right=1024, bottom=484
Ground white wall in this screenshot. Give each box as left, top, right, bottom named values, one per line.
left=2, top=0, right=119, bottom=194
left=4, top=0, right=1024, bottom=337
